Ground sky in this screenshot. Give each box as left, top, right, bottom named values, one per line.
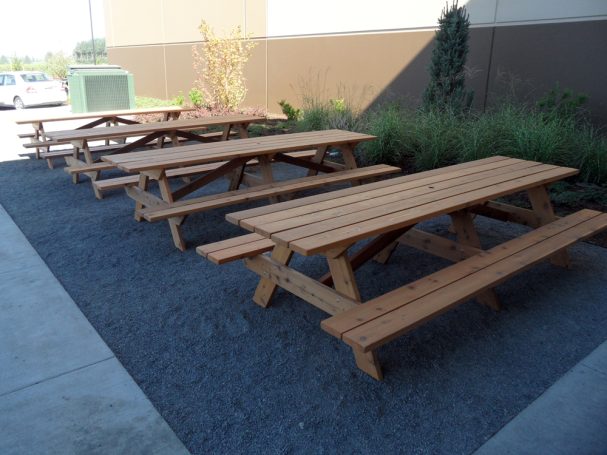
left=0, top=0, right=106, bottom=59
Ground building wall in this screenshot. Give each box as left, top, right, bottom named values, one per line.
left=105, top=0, right=607, bottom=120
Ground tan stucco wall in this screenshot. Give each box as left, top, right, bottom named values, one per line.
left=104, top=0, right=607, bottom=121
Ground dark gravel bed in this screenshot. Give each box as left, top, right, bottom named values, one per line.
left=1, top=154, right=607, bottom=455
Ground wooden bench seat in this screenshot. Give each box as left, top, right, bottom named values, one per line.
left=91, top=150, right=319, bottom=198
left=138, top=164, right=401, bottom=222
left=197, top=233, right=275, bottom=264
left=18, top=132, right=36, bottom=139
left=321, top=209, right=607, bottom=380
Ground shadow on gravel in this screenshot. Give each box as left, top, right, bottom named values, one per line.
left=1, top=155, right=606, bottom=454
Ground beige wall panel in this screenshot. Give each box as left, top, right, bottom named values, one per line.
left=245, top=0, right=267, bottom=38
left=487, top=20, right=607, bottom=121
left=107, top=47, right=168, bottom=99
left=105, top=0, right=164, bottom=46
left=103, top=0, right=114, bottom=47
left=242, top=40, right=268, bottom=108
left=162, top=0, right=247, bottom=43
left=496, top=0, right=607, bottom=23
left=164, top=44, right=198, bottom=101
left=265, top=28, right=491, bottom=113
left=266, top=0, right=497, bottom=36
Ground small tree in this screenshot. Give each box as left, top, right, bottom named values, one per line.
left=10, top=56, right=23, bottom=71
left=45, top=52, right=72, bottom=79
left=423, top=1, right=474, bottom=113
left=192, top=21, right=257, bottom=110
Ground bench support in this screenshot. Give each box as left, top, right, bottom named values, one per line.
left=353, top=348, right=383, bottom=381
left=527, top=185, right=570, bottom=268
left=252, top=245, right=294, bottom=307
left=450, top=210, right=501, bottom=311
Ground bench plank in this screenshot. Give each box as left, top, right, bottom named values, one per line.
left=140, top=165, right=400, bottom=222
left=199, top=236, right=276, bottom=265
left=322, top=210, right=607, bottom=350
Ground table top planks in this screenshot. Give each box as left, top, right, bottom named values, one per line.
left=14, top=106, right=195, bottom=124
left=44, top=115, right=265, bottom=142
left=227, top=157, right=579, bottom=256
left=104, top=130, right=376, bottom=173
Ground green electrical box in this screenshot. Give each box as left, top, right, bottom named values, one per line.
left=68, top=66, right=135, bottom=113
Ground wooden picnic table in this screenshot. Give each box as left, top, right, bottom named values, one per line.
left=15, top=106, right=195, bottom=160
left=104, top=129, right=400, bottom=251
left=43, top=115, right=265, bottom=189
left=199, top=156, right=607, bottom=379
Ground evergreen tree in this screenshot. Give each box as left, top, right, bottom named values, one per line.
left=423, top=1, right=474, bottom=113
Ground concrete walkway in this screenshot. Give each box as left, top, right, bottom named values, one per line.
left=474, top=340, right=607, bottom=455
left=0, top=204, right=189, bottom=455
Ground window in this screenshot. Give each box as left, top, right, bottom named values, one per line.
left=20, top=73, right=50, bottom=82
left=5, top=75, right=16, bottom=85
left=0, top=75, right=4, bottom=86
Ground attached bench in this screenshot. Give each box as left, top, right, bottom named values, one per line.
left=91, top=150, right=319, bottom=199
left=138, top=164, right=401, bottom=223
left=197, top=233, right=275, bottom=264
left=17, top=132, right=36, bottom=139
left=24, top=131, right=230, bottom=168
left=320, top=209, right=607, bottom=380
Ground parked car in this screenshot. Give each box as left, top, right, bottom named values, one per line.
left=0, top=71, right=67, bottom=109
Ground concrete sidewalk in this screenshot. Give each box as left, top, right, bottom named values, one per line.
left=474, top=340, right=607, bottom=455
left=0, top=204, right=189, bottom=454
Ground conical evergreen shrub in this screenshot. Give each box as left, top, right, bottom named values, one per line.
left=423, top=1, right=474, bottom=113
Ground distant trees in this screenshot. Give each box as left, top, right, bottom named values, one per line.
left=73, top=38, right=107, bottom=64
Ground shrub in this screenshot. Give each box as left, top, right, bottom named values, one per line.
left=423, top=1, right=474, bottom=113
left=192, top=21, right=257, bottom=110
left=278, top=100, right=302, bottom=121
left=44, top=52, right=71, bottom=79
left=173, top=92, right=185, bottom=107
left=188, top=88, right=204, bottom=107
left=537, top=83, right=589, bottom=123
left=360, top=104, right=408, bottom=167
left=10, top=56, right=23, bottom=71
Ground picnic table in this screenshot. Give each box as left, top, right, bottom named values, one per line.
left=198, top=156, right=607, bottom=379
left=103, top=129, right=401, bottom=251
left=15, top=106, right=194, bottom=161
left=43, top=115, right=265, bottom=193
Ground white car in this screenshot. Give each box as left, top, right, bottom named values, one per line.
left=0, top=71, right=67, bottom=109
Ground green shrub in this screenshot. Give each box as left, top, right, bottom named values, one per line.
left=360, top=104, right=407, bottom=166
left=278, top=100, right=302, bottom=121
left=188, top=88, right=204, bottom=107
left=173, top=92, right=185, bottom=106
left=423, top=1, right=474, bottom=113
left=537, top=83, right=588, bottom=122
left=408, top=109, right=463, bottom=170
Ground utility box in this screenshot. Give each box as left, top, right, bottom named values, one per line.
left=68, top=65, right=135, bottom=113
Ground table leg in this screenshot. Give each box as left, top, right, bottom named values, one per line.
left=306, top=145, right=329, bottom=177
left=221, top=124, right=232, bottom=141
left=326, top=251, right=361, bottom=302
left=527, top=185, right=570, bottom=268
left=257, top=155, right=279, bottom=203
left=320, top=227, right=412, bottom=286
left=253, top=245, right=294, bottom=307
left=156, top=174, right=186, bottom=251
left=450, top=210, right=501, bottom=311
left=237, top=122, right=249, bottom=139
left=32, top=121, right=43, bottom=160
left=134, top=174, right=149, bottom=222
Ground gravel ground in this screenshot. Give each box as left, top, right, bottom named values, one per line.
left=1, top=147, right=607, bottom=455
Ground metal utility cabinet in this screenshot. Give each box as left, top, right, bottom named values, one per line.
left=68, top=65, right=135, bottom=113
